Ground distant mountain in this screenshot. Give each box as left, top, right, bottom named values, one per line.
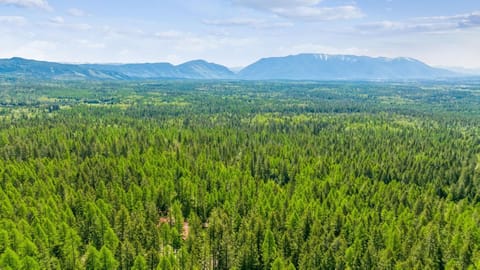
left=83, top=60, right=234, bottom=79
left=0, top=57, right=128, bottom=80
left=0, top=54, right=462, bottom=81
left=0, top=58, right=234, bottom=80
left=443, top=66, right=480, bottom=76
left=82, top=62, right=180, bottom=79
left=228, top=66, right=244, bottom=73
left=238, top=54, right=457, bottom=80
left=176, top=60, right=235, bottom=79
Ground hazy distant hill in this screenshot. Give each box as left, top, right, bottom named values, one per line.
left=175, top=60, right=235, bottom=79
left=0, top=57, right=128, bottom=80
left=443, top=67, right=480, bottom=76
left=0, top=58, right=234, bottom=80
left=0, top=54, right=460, bottom=80
left=238, top=54, right=456, bottom=80
left=82, top=62, right=180, bottom=79
left=83, top=60, right=235, bottom=79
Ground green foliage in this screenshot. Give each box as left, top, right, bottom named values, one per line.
left=98, top=246, right=119, bottom=270
left=0, top=80, right=479, bottom=269
left=103, top=228, right=119, bottom=253
left=131, top=255, right=147, bottom=270
left=0, top=248, right=21, bottom=269
left=85, top=245, right=100, bottom=270
left=0, top=229, right=9, bottom=253
left=262, top=229, right=277, bottom=269
left=21, top=256, right=40, bottom=270
left=271, top=257, right=286, bottom=270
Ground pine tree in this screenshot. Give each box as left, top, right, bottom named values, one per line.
left=0, top=248, right=21, bottom=269
left=131, top=255, right=147, bottom=270
left=21, top=256, right=41, bottom=270
left=262, top=229, right=277, bottom=269
left=85, top=245, right=100, bottom=270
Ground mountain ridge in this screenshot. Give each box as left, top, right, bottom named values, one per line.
left=238, top=53, right=456, bottom=80
left=0, top=54, right=462, bottom=80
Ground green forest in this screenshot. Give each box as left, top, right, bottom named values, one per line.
left=0, top=79, right=479, bottom=269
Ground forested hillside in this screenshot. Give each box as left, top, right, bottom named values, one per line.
left=0, top=80, right=479, bottom=269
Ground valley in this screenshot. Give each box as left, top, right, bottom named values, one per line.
left=0, top=80, right=479, bottom=269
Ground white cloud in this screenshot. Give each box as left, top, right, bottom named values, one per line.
left=174, top=35, right=255, bottom=53
left=154, top=30, right=186, bottom=40
left=233, top=0, right=362, bottom=21
left=63, top=23, right=92, bottom=31
left=0, top=15, right=27, bottom=25
left=151, top=30, right=255, bottom=53
left=204, top=18, right=265, bottom=27
left=67, top=8, right=86, bottom=17
left=44, top=16, right=92, bottom=31
left=0, top=0, right=51, bottom=10
left=450, top=12, right=480, bottom=28
left=203, top=18, right=293, bottom=28
left=78, top=39, right=105, bottom=49
left=277, top=43, right=370, bottom=56
left=49, top=16, right=64, bottom=24
left=11, top=40, right=57, bottom=59
left=358, top=11, right=480, bottom=34
left=233, top=0, right=321, bottom=10
left=273, top=5, right=363, bottom=21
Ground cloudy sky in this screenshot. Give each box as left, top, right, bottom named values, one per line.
left=0, top=0, right=479, bottom=68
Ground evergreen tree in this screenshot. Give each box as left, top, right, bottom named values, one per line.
left=0, top=248, right=21, bottom=269
left=131, top=255, right=147, bottom=270
left=262, top=229, right=277, bottom=269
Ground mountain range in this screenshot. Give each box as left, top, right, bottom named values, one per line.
left=0, top=54, right=463, bottom=81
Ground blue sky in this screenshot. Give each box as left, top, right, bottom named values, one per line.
left=0, top=0, right=479, bottom=68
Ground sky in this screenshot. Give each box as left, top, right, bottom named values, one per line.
left=0, top=0, right=479, bottom=68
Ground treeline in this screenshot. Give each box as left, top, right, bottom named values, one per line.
left=0, top=81, right=479, bottom=269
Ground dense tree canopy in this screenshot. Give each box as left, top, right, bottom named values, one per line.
left=0, top=80, right=479, bottom=269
